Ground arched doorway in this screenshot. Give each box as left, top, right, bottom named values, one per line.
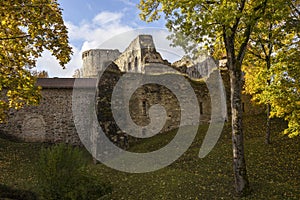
left=22, top=114, right=46, bottom=142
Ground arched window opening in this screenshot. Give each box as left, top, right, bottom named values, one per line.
left=134, top=57, right=138, bottom=72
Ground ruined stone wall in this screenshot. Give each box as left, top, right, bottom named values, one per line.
left=81, top=35, right=171, bottom=77
left=144, top=63, right=179, bottom=74
left=114, top=36, right=143, bottom=73
left=0, top=88, right=81, bottom=144
left=96, top=67, right=214, bottom=141
left=81, top=49, right=121, bottom=78
left=173, top=56, right=220, bottom=79
left=114, top=35, right=169, bottom=73
left=127, top=77, right=213, bottom=135
left=0, top=69, right=263, bottom=145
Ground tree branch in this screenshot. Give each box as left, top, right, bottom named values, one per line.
left=267, top=23, right=273, bottom=65
left=259, top=38, right=268, bottom=58
left=247, top=47, right=264, bottom=60
left=237, top=23, right=252, bottom=65
left=0, top=35, right=30, bottom=41
left=237, top=0, right=268, bottom=64
left=290, top=1, right=300, bottom=16
left=231, top=0, right=247, bottom=33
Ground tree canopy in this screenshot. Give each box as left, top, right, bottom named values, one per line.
left=0, top=0, right=72, bottom=122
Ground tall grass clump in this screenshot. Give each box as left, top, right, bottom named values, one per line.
left=36, top=143, right=111, bottom=200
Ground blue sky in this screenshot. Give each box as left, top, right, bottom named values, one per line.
left=36, top=0, right=185, bottom=77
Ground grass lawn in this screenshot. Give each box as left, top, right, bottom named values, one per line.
left=0, top=114, right=299, bottom=199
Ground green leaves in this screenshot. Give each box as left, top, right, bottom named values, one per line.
left=244, top=46, right=300, bottom=138
left=0, top=0, right=72, bottom=122
left=243, top=1, right=300, bottom=138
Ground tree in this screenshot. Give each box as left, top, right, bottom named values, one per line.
left=138, top=0, right=293, bottom=196
left=243, top=1, right=300, bottom=140
left=267, top=42, right=300, bottom=138
left=0, top=0, right=72, bottom=123
left=244, top=34, right=300, bottom=138
left=243, top=2, right=288, bottom=144
left=32, top=70, right=49, bottom=78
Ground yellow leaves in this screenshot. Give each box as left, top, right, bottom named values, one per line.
left=243, top=37, right=300, bottom=138
left=284, top=119, right=300, bottom=138
left=1, top=20, right=6, bottom=26
left=1, top=0, right=72, bottom=66
left=5, top=74, right=40, bottom=110
left=0, top=0, right=71, bottom=121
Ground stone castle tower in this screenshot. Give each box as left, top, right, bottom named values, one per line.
left=114, top=34, right=169, bottom=73
left=81, top=49, right=121, bottom=78
left=80, top=35, right=170, bottom=77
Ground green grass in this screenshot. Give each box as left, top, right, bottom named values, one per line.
left=0, top=114, right=299, bottom=199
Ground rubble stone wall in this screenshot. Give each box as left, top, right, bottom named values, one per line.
left=0, top=88, right=81, bottom=144
left=0, top=69, right=263, bottom=145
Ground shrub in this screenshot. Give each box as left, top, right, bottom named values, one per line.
left=36, top=143, right=111, bottom=200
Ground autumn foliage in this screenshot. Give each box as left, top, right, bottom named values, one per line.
left=0, top=0, right=72, bottom=122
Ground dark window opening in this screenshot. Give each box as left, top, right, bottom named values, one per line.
left=200, top=102, right=203, bottom=115
left=242, top=103, right=245, bottom=112
left=128, top=62, right=132, bottom=71
left=142, top=101, right=147, bottom=115
left=134, top=57, right=138, bottom=72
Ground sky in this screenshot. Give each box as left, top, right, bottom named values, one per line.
left=36, top=0, right=185, bottom=77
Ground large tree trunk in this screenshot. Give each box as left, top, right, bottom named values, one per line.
left=265, top=103, right=271, bottom=144
left=265, top=56, right=272, bottom=144
left=229, top=68, right=250, bottom=196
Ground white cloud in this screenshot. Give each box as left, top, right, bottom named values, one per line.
left=37, top=11, right=133, bottom=77
left=65, top=21, right=90, bottom=41
left=36, top=46, right=82, bottom=78
left=93, top=11, right=123, bottom=25
left=118, top=0, right=136, bottom=7
left=66, top=11, right=133, bottom=52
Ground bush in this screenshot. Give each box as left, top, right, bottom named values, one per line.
left=36, top=143, right=111, bottom=200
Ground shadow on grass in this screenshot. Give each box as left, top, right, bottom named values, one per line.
left=0, top=183, right=37, bottom=200
left=0, top=130, right=23, bottom=143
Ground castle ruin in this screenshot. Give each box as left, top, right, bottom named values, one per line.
left=0, top=35, right=263, bottom=146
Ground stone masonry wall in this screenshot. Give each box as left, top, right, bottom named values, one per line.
left=96, top=66, right=232, bottom=143
left=0, top=88, right=80, bottom=144
left=0, top=68, right=264, bottom=146
left=0, top=67, right=264, bottom=145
